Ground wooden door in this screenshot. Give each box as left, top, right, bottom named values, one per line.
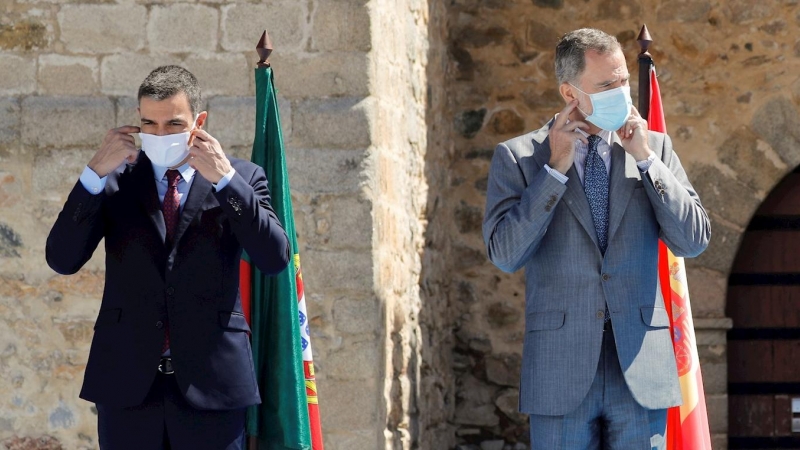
left=728, top=168, right=800, bottom=449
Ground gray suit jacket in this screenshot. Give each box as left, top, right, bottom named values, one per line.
left=482, top=118, right=710, bottom=416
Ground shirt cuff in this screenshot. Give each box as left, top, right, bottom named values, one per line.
left=212, top=167, right=236, bottom=191
left=79, top=166, right=107, bottom=195
left=636, top=153, right=657, bottom=173
left=544, top=164, right=568, bottom=184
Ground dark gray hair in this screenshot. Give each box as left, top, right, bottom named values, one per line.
left=137, top=65, right=202, bottom=115
left=555, top=28, right=621, bottom=85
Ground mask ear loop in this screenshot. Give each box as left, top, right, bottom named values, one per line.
left=569, top=83, right=593, bottom=118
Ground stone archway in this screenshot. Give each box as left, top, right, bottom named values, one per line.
left=727, top=167, right=800, bottom=449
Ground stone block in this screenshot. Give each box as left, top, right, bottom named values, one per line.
left=752, top=97, right=800, bottom=169
left=33, top=149, right=95, bottom=195
left=0, top=97, right=20, bottom=146
left=38, top=55, right=98, bottom=96
left=0, top=54, right=36, bottom=95
left=0, top=19, right=49, bottom=52
left=685, top=268, right=726, bottom=318
left=453, top=403, right=499, bottom=427
left=21, top=97, right=114, bottom=149
left=320, top=379, right=378, bottom=430
left=221, top=3, right=305, bottom=52
left=718, top=127, right=786, bottom=193
left=311, top=0, right=370, bottom=52
left=299, top=194, right=372, bottom=250
left=325, top=340, right=379, bottom=380
left=58, top=5, right=147, bottom=53
left=184, top=54, right=250, bottom=97
left=689, top=164, right=761, bottom=228
left=147, top=5, right=218, bottom=53
left=323, top=431, right=376, bottom=450
left=302, top=248, right=373, bottom=293
left=292, top=97, right=371, bottom=149
left=700, top=362, right=727, bottom=395
left=485, top=353, right=520, bottom=387
left=705, top=394, right=727, bottom=433
left=332, top=297, right=379, bottom=334
left=269, top=52, right=369, bottom=99
left=286, top=149, right=367, bottom=194
left=206, top=97, right=255, bottom=148
left=656, top=0, right=711, bottom=23
left=101, top=53, right=178, bottom=97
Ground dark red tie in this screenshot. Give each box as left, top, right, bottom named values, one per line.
left=162, top=170, right=181, bottom=353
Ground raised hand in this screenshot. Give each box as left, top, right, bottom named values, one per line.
left=188, top=129, right=233, bottom=184
left=87, top=126, right=141, bottom=178
left=617, top=106, right=653, bottom=161
left=548, top=100, right=589, bottom=174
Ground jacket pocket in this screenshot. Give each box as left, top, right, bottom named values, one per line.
left=94, top=308, right=121, bottom=329
left=218, top=311, right=251, bottom=332
left=526, top=311, right=565, bottom=332
left=640, top=306, right=670, bottom=328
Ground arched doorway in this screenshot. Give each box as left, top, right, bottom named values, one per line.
left=727, top=167, right=800, bottom=449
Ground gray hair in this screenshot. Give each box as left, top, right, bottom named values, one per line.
left=138, top=65, right=203, bottom=115
left=555, top=28, right=621, bottom=85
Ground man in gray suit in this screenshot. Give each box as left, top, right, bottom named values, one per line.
left=482, top=28, right=710, bottom=449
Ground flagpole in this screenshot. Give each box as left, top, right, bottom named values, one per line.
left=245, top=30, right=273, bottom=450
left=637, top=24, right=652, bottom=119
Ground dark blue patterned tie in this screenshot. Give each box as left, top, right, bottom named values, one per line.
left=584, top=135, right=609, bottom=254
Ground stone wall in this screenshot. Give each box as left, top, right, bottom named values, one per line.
left=435, top=0, right=800, bottom=449
left=0, top=0, right=433, bottom=449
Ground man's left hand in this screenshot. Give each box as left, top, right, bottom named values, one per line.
left=188, top=129, right=232, bottom=184
left=618, top=106, right=654, bottom=162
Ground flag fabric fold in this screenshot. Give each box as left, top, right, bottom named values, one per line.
left=239, top=65, right=323, bottom=450
left=649, top=65, right=713, bottom=450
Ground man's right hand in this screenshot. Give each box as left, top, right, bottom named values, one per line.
left=548, top=100, right=589, bottom=175
left=87, top=126, right=141, bottom=178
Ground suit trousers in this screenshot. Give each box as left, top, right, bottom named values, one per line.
left=97, top=372, right=246, bottom=450
left=529, top=327, right=667, bottom=450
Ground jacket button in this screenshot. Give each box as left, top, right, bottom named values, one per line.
left=156, top=321, right=163, bottom=329
left=596, top=310, right=605, bottom=319
left=166, top=287, right=175, bottom=295
left=602, top=274, right=610, bottom=281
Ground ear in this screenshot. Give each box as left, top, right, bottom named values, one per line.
left=559, top=83, right=578, bottom=103
left=195, top=111, right=208, bottom=129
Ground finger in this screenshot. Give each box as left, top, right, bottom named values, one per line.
left=564, top=120, right=589, bottom=132
left=115, top=125, right=141, bottom=135
left=191, top=129, right=213, bottom=142
left=629, top=106, right=642, bottom=118
left=119, top=134, right=136, bottom=145
left=574, top=132, right=588, bottom=145
left=554, top=99, right=579, bottom=128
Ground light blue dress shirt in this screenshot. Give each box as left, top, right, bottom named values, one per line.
left=79, top=158, right=236, bottom=210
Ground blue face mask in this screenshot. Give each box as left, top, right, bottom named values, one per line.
left=570, top=84, right=632, bottom=132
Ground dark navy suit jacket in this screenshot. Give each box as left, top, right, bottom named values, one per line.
left=46, top=154, right=289, bottom=410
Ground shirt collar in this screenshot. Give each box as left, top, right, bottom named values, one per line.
left=152, top=161, right=195, bottom=182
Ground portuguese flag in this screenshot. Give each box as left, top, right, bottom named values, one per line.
left=649, top=65, right=713, bottom=450
left=239, top=64, right=324, bottom=450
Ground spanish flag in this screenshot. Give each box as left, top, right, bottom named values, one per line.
left=649, top=65, right=713, bottom=450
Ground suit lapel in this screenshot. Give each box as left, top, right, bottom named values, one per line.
left=607, top=137, right=642, bottom=243
left=531, top=130, right=600, bottom=250
left=134, top=157, right=167, bottom=246
left=170, top=173, right=212, bottom=251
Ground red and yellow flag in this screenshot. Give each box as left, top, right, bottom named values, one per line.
left=649, top=65, right=712, bottom=450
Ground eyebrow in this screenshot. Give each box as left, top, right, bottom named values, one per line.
left=596, top=75, right=629, bottom=88
left=140, top=117, right=187, bottom=124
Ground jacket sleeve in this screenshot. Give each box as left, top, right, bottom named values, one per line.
left=45, top=180, right=106, bottom=275
left=482, top=142, right=568, bottom=273
left=213, top=165, right=290, bottom=275
left=643, top=133, right=711, bottom=258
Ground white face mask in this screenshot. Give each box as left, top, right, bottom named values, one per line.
left=140, top=116, right=198, bottom=168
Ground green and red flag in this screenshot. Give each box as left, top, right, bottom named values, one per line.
left=239, top=60, right=324, bottom=450
left=648, top=64, right=713, bottom=450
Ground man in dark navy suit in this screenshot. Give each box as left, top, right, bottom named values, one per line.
left=46, top=65, right=290, bottom=450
